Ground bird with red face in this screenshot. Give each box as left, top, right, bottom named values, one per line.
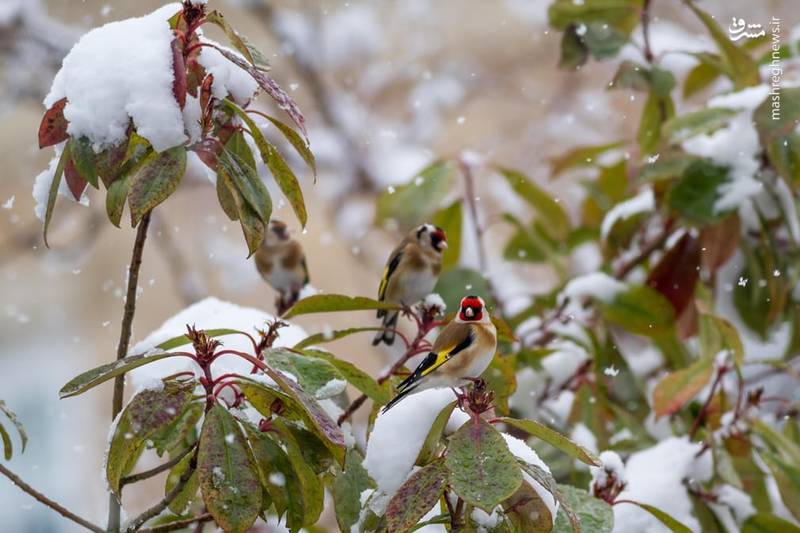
left=373, top=224, right=448, bottom=346
left=382, top=295, right=497, bottom=412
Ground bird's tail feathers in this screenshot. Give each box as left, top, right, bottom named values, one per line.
left=381, top=383, right=419, bottom=413
left=372, top=310, right=399, bottom=346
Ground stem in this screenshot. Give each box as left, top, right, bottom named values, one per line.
left=120, top=445, right=195, bottom=487
left=140, top=514, right=213, bottom=533
left=641, top=0, right=654, bottom=63
left=126, top=451, right=198, bottom=533
left=689, top=367, right=725, bottom=438
left=0, top=463, right=105, bottom=533
left=108, top=211, right=152, bottom=532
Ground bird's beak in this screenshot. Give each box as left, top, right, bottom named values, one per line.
left=464, top=307, right=474, bottom=318
left=439, top=240, right=448, bottom=250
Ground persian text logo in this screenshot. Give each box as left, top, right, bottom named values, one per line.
left=729, top=17, right=782, bottom=121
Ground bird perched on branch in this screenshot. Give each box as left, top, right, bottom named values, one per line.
left=373, top=224, right=447, bottom=346
left=382, top=295, right=497, bottom=412
left=254, top=220, right=309, bottom=315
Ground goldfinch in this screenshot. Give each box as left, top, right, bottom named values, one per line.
left=254, top=220, right=309, bottom=315
left=373, top=224, right=447, bottom=346
left=383, top=295, right=497, bottom=412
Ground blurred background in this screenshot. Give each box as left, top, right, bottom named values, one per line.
left=0, top=0, right=795, bottom=531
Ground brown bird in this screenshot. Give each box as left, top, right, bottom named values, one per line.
left=382, top=295, right=497, bottom=412
left=254, top=220, right=309, bottom=315
left=373, top=224, right=447, bottom=346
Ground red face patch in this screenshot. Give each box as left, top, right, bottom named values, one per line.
left=459, top=296, right=483, bottom=321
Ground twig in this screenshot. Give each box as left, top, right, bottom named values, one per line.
left=121, top=445, right=195, bottom=487
left=125, top=451, right=198, bottom=533
left=641, top=0, right=655, bottom=63
left=458, top=156, right=506, bottom=318
left=689, top=367, right=725, bottom=438
left=139, top=513, right=213, bottom=533
left=109, top=211, right=152, bottom=532
left=0, top=463, right=104, bottom=533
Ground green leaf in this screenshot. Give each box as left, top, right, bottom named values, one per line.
left=204, top=11, right=257, bottom=65
left=599, top=285, right=676, bottom=337
left=686, top=3, right=760, bottom=89
left=548, top=0, right=639, bottom=33
left=128, top=146, right=186, bottom=226
left=610, top=60, right=652, bottom=92
left=245, top=425, right=299, bottom=523
left=663, top=107, right=739, bottom=143
left=385, top=459, right=449, bottom=533
left=416, top=402, right=456, bottom=466
left=59, top=352, right=178, bottom=398
left=69, top=136, right=98, bottom=188
left=275, top=419, right=325, bottom=527
left=754, top=87, right=800, bottom=185
left=752, top=418, right=800, bottom=466
left=553, top=484, right=614, bottom=533
left=264, top=367, right=346, bottom=462
left=445, top=419, right=523, bottom=513
left=652, top=355, right=714, bottom=418
left=106, top=174, right=132, bottom=228
left=496, top=417, right=600, bottom=466
left=263, top=349, right=345, bottom=399
left=165, top=449, right=200, bottom=515
left=284, top=294, right=397, bottom=318
left=499, top=168, right=570, bottom=239
left=683, top=55, right=724, bottom=99
left=761, top=450, right=800, bottom=520
left=150, top=402, right=203, bottom=457
left=638, top=153, right=696, bottom=182
left=503, top=479, right=553, bottom=532
left=617, top=500, right=692, bottom=533
left=0, top=423, right=12, bottom=460
left=432, top=201, right=462, bottom=271
left=699, top=313, right=744, bottom=365
left=198, top=405, right=262, bottom=533
left=302, top=349, right=390, bottom=404
left=239, top=377, right=308, bottom=422
left=583, top=22, right=628, bottom=60
left=0, top=400, right=27, bottom=455
left=550, top=142, right=624, bottom=176
left=559, top=25, right=589, bottom=69
left=106, top=381, right=194, bottom=495
left=261, top=114, right=316, bottom=176
left=224, top=100, right=307, bottom=227
left=294, top=327, right=386, bottom=350
left=668, top=159, right=731, bottom=225
left=742, top=513, right=800, bottom=533
left=376, top=161, right=455, bottom=230
left=220, top=131, right=271, bottom=223
left=43, top=145, right=70, bottom=247
left=637, top=92, right=671, bottom=155
left=156, top=328, right=248, bottom=351
left=333, top=449, right=375, bottom=532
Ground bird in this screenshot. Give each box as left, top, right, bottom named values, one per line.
left=254, top=220, right=309, bottom=315
left=373, top=223, right=447, bottom=346
left=382, top=295, right=497, bottom=412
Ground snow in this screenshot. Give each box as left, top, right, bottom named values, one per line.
left=570, top=423, right=598, bottom=456
left=715, top=484, right=755, bottom=523
left=502, top=433, right=559, bottom=524
left=44, top=4, right=186, bottom=152
left=682, top=85, right=769, bottom=214
left=422, top=293, right=446, bottom=313
left=363, top=388, right=457, bottom=513
left=600, top=187, right=655, bottom=241
left=560, top=272, right=626, bottom=304
left=128, top=297, right=307, bottom=388
left=314, top=378, right=347, bottom=400
left=2, top=196, right=14, bottom=209
left=196, top=37, right=259, bottom=105
left=589, top=451, right=625, bottom=494
left=613, top=437, right=712, bottom=533
left=268, top=472, right=286, bottom=487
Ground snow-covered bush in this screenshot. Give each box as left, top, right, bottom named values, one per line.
left=4, top=0, right=800, bottom=532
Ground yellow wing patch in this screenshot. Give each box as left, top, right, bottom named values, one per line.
left=420, top=346, right=458, bottom=377
left=378, top=265, right=390, bottom=301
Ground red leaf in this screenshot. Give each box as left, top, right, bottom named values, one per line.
left=185, top=56, right=205, bottom=97
left=171, top=39, right=187, bottom=109
left=190, top=138, right=223, bottom=170
left=700, top=215, right=739, bottom=275
left=38, top=97, right=69, bottom=149
left=647, top=233, right=701, bottom=315
left=64, top=159, right=87, bottom=201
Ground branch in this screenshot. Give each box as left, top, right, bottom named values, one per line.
left=139, top=513, right=213, bottom=533
left=121, top=445, right=195, bottom=487
left=109, top=211, right=153, bottom=532
left=0, top=463, right=104, bottom=533
left=125, top=451, right=198, bottom=533
left=641, top=0, right=655, bottom=64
